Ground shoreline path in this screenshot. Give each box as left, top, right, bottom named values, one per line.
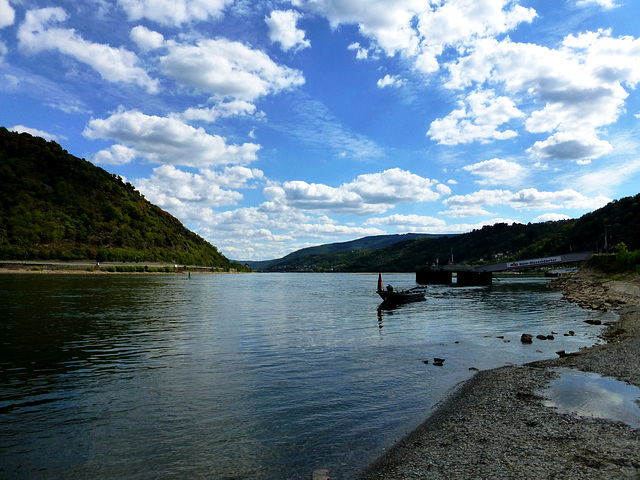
left=356, top=268, right=640, bottom=479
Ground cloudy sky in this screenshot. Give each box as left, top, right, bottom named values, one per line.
left=2, top=0, right=640, bottom=260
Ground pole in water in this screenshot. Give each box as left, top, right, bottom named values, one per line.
left=188, top=271, right=191, bottom=278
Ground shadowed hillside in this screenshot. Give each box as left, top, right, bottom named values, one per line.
left=0, top=127, right=249, bottom=271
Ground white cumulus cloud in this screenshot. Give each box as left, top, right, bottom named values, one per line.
left=93, top=144, right=137, bottom=165
left=428, top=89, right=524, bottom=145
left=18, top=7, right=159, bottom=93
left=439, top=206, right=493, bottom=218
left=160, top=38, right=305, bottom=101
left=377, top=74, right=405, bottom=88
left=180, top=100, right=258, bottom=123
left=130, top=25, right=165, bottom=50
left=576, top=0, right=618, bottom=9
left=364, top=214, right=446, bottom=228
left=83, top=109, right=260, bottom=167
left=444, top=30, right=640, bottom=162
left=0, top=0, right=15, bottom=29
left=135, top=165, right=249, bottom=208
left=462, top=158, right=527, bottom=186
left=263, top=168, right=449, bottom=215
left=527, top=131, right=613, bottom=161
left=294, top=0, right=536, bottom=73
left=533, top=213, right=572, bottom=222
left=10, top=125, right=58, bottom=141
left=265, top=10, right=310, bottom=52
left=117, top=0, right=232, bottom=26
left=444, top=188, right=611, bottom=211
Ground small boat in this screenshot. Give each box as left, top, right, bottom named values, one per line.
left=376, top=273, right=426, bottom=304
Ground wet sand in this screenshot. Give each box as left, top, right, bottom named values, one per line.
left=356, top=268, right=640, bottom=479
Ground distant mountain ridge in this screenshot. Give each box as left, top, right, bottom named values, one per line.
left=242, top=233, right=455, bottom=270
left=0, top=127, right=248, bottom=271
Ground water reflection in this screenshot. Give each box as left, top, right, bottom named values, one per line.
left=541, top=368, right=640, bottom=428
left=376, top=298, right=424, bottom=331
left=0, top=273, right=618, bottom=480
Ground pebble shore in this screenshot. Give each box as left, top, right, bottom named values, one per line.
left=356, top=268, right=640, bottom=479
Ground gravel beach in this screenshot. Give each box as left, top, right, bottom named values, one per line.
left=356, top=268, right=640, bottom=479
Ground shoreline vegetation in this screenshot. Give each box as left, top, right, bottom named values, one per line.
left=356, top=267, right=640, bottom=479
left=0, top=260, right=244, bottom=274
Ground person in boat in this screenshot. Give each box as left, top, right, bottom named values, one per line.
left=386, top=284, right=393, bottom=292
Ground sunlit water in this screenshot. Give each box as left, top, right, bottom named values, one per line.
left=0, top=273, right=614, bottom=479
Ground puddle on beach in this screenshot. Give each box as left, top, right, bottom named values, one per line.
left=540, top=368, right=640, bottom=428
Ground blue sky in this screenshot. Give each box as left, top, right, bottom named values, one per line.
left=2, top=0, right=640, bottom=260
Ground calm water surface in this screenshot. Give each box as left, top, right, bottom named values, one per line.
left=0, top=273, right=614, bottom=479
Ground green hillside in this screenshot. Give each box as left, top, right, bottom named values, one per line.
left=243, top=233, right=454, bottom=270
left=259, top=194, right=640, bottom=272
left=0, top=127, right=249, bottom=271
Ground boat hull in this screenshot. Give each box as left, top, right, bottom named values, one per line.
left=377, top=290, right=426, bottom=304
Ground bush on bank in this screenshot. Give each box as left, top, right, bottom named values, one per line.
left=587, top=245, right=640, bottom=273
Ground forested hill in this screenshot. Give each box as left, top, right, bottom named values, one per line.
left=243, top=232, right=454, bottom=271
left=255, top=193, right=640, bottom=272
left=0, top=127, right=248, bottom=270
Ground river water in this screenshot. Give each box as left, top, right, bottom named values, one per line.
left=0, top=273, right=614, bottom=479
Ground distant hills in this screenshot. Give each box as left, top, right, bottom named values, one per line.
left=246, top=194, right=640, bottom=273
left=242, top=233, right=454, bottom=270
left=0, top=127, right=249, bottom=271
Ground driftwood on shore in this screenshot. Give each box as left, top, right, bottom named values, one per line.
left=357, top=269, right=640, bottom=480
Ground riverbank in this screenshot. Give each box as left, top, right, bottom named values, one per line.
left=0, top=260, right=242, bottom=274
left=356, top=268, right=640, bottom=479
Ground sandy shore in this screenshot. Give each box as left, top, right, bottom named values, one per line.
left=356, top=268, right=640, bottom=479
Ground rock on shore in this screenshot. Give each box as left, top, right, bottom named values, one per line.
left=356, top=269, right=640, bottom=480
left=549, top=268, right=640, bottom=312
